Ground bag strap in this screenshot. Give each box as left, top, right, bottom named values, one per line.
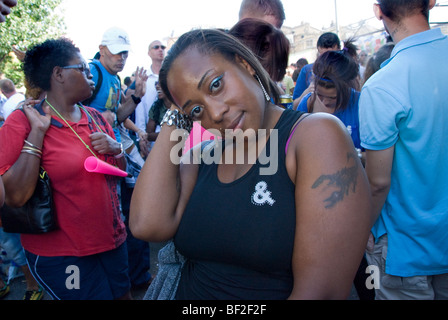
left=45, top=99, right=104, bottom=160
left=285, top=113, right=312, bottom=155
left=82, top=61, right=102, bottom=106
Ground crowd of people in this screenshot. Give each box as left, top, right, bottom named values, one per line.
left=0, top=0, right=447, bottom=301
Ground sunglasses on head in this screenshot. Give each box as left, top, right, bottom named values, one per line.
left=152, top=45, right=166, bottom=50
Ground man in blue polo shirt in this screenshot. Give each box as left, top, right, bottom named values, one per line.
left=359, top=0, right=448, bottom=299
left=292, top=32, right=340, bottom=108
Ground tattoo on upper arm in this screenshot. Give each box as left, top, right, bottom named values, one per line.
left=311, top=152, right=358, bottom=209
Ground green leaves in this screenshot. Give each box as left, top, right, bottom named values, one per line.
left=0, top=0, right=66, bottom=87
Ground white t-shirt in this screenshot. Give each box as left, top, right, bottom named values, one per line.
left=135, top=67, right=158, bottom=133
left=3, top=93, right=25, bottom=120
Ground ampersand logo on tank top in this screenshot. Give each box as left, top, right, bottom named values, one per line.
left=251, top=181, right=276, bottom=206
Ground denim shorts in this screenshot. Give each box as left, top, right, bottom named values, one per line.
left=0, top=228, right=27, bottom=266
left=25, top=243, right=130, bottom=300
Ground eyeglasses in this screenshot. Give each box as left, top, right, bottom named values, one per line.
left=62, top=63, right=91, bottom=76
left=151, top=45, right=166, bottom=50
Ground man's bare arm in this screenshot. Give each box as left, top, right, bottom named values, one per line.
left=117, top=67, right=148, bottom=122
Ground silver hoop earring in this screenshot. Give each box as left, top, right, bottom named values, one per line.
left=255, top=74, right=271, bottom=102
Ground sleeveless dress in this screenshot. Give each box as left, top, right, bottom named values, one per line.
left=174, top=109, right=305, bottom=300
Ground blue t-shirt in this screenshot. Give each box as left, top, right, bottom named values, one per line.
left=359, top=28, right=448, bottom=277
left=292, top=63, right=314, bottom=100
left=88, top=60, right=122, bottom=141
left=297, top=88, right=362, bottom=149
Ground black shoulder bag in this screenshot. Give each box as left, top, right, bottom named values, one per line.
left=0, top=105, right=57, bottom=234
left=1, top=166, right=56, bottom=234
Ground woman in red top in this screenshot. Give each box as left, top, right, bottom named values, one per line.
left=0, top=38, right=130, bottom=299
left=0, top=175, right=3, bottom=207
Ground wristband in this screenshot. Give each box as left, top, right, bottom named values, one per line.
left=131, top=95, right=141, bottom=105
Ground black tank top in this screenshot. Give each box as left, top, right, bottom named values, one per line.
left=174, top=109, right=305, bottom=300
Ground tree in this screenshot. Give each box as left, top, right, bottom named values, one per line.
left=0, top=0, right=66, bottom=87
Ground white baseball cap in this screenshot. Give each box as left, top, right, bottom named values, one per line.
left=101, top=27, right=131, bottom=54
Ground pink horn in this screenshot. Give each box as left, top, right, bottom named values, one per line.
left=84, top=156, right=128, bottom=177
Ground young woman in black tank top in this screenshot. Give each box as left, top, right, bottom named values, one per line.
left=130, top=29, right=373, bottom=300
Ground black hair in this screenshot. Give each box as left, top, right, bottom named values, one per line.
left=311, top=38, right=359, bottom=113
left=159, top=29, right=280, bottom=106
left=292, top=58, right=308, bottom=82
left=124, top=76, right=132, bottom=87
left=377, top=0, right=431, bottom=21
left=341, top=37, right=359, bottom=60
left=23, top=38, right=80, bottom=92
left=363, top=43, right=395, bottom=84
left=317, top=32, right=341, bottom=50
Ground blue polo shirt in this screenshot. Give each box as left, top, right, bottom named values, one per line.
left=292, top=64, right=314, bottom=100
left=359, top=28, right=448, bottom=277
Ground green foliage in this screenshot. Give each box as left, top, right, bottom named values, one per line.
left=0, top=0, right=66, bottom=87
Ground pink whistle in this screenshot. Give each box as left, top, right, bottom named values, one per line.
left=84, top=156, right=128, bottom=177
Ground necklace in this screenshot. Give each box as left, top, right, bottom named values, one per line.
left=45, top=99, right=103, bottom=160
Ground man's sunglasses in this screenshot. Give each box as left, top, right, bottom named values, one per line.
left=151, top=45, right=166, bottom=50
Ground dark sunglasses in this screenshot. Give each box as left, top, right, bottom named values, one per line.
left=62, top=63, right=91, bottom=76
left=152, top=45, right=166, bottom=50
